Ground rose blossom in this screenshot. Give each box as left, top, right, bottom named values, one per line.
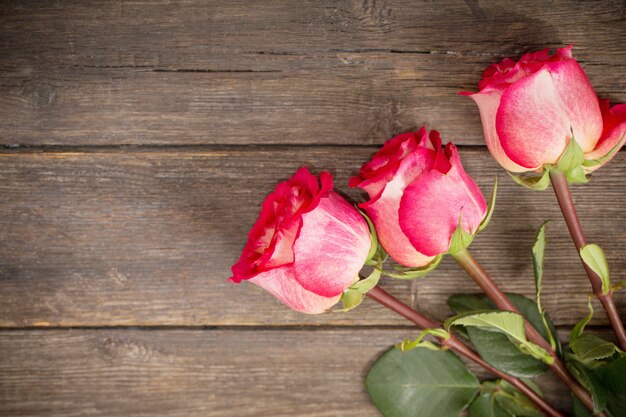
left=230, top=167, right=371, bottom=314
left=350, top=128, right=487, bottom=268
left=461, top=45, right=626, bottom=173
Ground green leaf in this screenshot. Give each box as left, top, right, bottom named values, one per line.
left=567, top=359, right=608, bottom=413
left=613, top=280, right=626, bottom=292
left=495, top=392, right=545, bottom=417
left=397, top=328, right=450, bottom=352
left=448, top=215, right=476, bottom=255
left=531, top=222, right=557, bottom=350
left=479, top=177, right=498, bottom=232
left=570, top=333, right=619, bottom=363
left=445, top=311, right=554, bottom=365
left=517, top=378, right=544, bottom=397
left=448, top=294, right=557, bottom=377
left=508, top=168, right=551, bottom=191
left=582, top=132, right=625, bottom=168
left=571, top=394, right=593, bottom=417
left=366, top=347, right=480, bottom=417
left=531, top=222, right=547, bottom=289
left=465, top=327, right=549, bottom=378
left=556, top=136, right=585, bottom=174
left=383, top=255, right=442, bottom=280
left=469, top=392, right=514, bottom=417
left=595, top=357, right=626, bottom=417
left=571, top=297, right=594, bottom=343
left=503, top=295, right=561, bottom=357
left=580, top=244, right=612, bottom=295
left=496, top=380, right=545, bottom=417
left=448, top=294, right=492, bottom=313
left=470, top=380, right=545, bottom=417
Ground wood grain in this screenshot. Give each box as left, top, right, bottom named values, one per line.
left=1, top=2, right=625, bottom=415
left=0, top=328, right=580, bottom=417
left=1, top=0, right=624, bottom=146
left=0, top=147, right=624, bottom=327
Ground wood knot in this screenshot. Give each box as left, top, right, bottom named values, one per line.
left=98, top=336, right=155, bottom=363
left=32, top=84, right=56, bottom=108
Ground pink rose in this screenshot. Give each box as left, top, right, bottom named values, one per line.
left=462, top=45, right=626, bottom=173
left=350, top=128, right=487, bottom=268
left=230, top=167, right=371, bottom=314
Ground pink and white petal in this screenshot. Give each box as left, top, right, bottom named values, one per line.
left=292, top=192, right=369, bottom=297
left=249, top=266, right=340, bottom=314
left=263, top=217, right=300, bottom=269
left=364, top=186, right=435, bottom=268
left=353, top=169, right=396, bottom=200
left=446, top=144, right=488, bottom=221
left=399, top=166, right=486, bottom=257
left=496, top=68, right=573, bottom=168
left=361, top=148, right=438, bottom=267
left=546, top=60, right=603, bottom=152
left=585, top=103, right=626, bottom=172
left=391, top=147, right=438, bottom=190
left=464, top=89, right=530, bottom=172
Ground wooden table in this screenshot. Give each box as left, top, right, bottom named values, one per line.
left=0, top=1, right=624, bottom=416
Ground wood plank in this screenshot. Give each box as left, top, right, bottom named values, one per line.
left=0, top=328, right=579, bottom=416
left=1, top=0, right=624, bottom=146
left=0, top=68, right=492, bottom=146
left=3, top=0, right=625, bottom=68
left=0, top=147, right=624, bottom=327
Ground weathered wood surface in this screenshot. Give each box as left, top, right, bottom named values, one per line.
left=1, top=1, right=625, bottom=416
left=0, top=328, right=594, bottom=417
left=0, top=147, right=624, bottom=327
left=1, top=0, right=625, bottom=146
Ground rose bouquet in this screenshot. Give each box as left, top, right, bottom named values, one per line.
left=230, top=46, right=626, bottom=417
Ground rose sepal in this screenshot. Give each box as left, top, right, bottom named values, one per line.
left=447, top=180, right=496, bottom=252
left=553, top=135, right=589, bottom=185
left=337, top=254, right=384, bottom=312
left=382, top=255, right=443, bottom=280
left=361, top=209, right=385, bottom=266
left=447, top=214, right=477, bottom=255
left=396, top=328, right=450, bottom=352
left=508, top=168, right=552, bottom=191
left=478, top=177, right=498, bottom=232
left=582, top=132, right=625, bottom=170
left=509, top=134, right=595, bottom=190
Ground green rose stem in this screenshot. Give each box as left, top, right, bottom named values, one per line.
left=549, top=169, right=626, bottom=351
left=366, top=286, right=565, bottom=417
left=451, top=249, right=604, bottom=416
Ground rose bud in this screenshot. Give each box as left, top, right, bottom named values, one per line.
left=461, top=45, right=626, bottom=177
left=229, top=167, right=372, bottom=314
left=350, top=128, right=488, bottom=268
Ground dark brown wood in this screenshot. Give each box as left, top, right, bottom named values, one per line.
left=0, top=328, right=587, bottom=417
left=0, top=0, right=625, bottom=146
left=0, top=147, right=624, bottom=327
left=1, top=3, right=625, bottom=414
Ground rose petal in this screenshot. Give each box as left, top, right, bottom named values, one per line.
left=361, top=148, right=437, bottom=267
left=399, top=145, right=487, bottom=257
left=464, top=89, right=529, bottom=172
left=249, top=266, right=340, bottom=314
left=585, top=102, right=626, bottom=172
left=547, top=59, right=603, bottom=152
left=292, top=192, right=369, bottom=297
left=496, top=61, right=602, bottom=168
left=230, top=167, right=333, bottom=282
left=349, top=130, right=423, bottom=198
